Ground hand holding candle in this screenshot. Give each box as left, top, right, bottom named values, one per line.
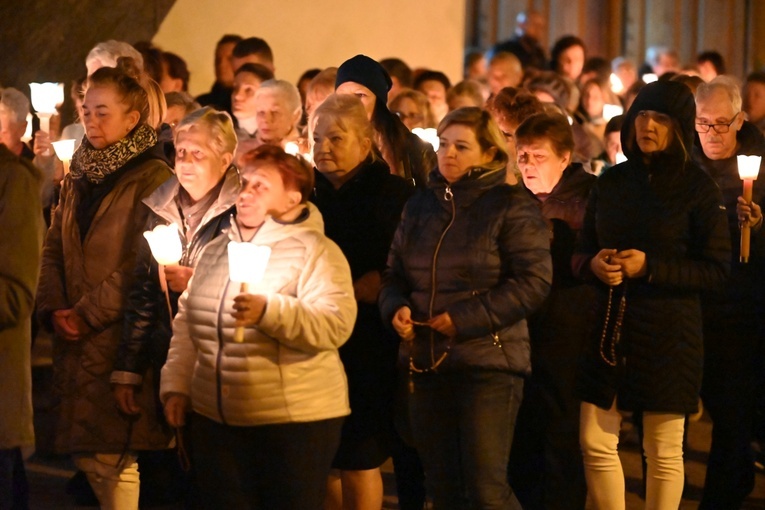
left=144, top=224, right=184, bottom=316
left=737, top=155, right=762, bottom=263
left=228, top=242, right=271, bottom=342
left=30, top=82, right=64, bottom=155
left=52, top=138, right=76, bottom=176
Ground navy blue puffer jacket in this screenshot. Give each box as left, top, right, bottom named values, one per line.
left=380, top=165, right=552, bottom=375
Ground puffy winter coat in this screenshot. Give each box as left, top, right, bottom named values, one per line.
left=379, top=165, right=552, bottom=375
left=160, top=203, right=357, bottom=426
left=36, top=145, right=172, bottom=454
left=574, top=81, right=731, bottom=413
left=0, top=146, right=44, bottom=450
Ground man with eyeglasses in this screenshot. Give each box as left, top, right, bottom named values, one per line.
left=693, top=75, right=765, bottom=510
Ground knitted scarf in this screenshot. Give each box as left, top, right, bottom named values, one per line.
left=70, top=124, right=157, bottom=184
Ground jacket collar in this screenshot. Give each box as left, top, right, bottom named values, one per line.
left=143, top=164, right=240, bottom=228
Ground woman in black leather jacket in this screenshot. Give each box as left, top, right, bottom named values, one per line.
left=111, top=107, right=239, bottom=433
left=380, top=107, right=552, bottom=509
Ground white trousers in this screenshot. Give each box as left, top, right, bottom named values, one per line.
left=73, top=452, right=139, bottom=510
left=580, top=400, right=685, bottom=510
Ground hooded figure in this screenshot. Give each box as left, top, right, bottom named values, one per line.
left=572, top=80, right=731, bottom=508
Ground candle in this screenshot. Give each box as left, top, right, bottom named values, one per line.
left=143, top=224, right=183, bottom=266
left=228, top=242, right=271, bottom=342
left=29, top=82, right=64, bottom=155
left=52, top=139, right=76, bottom=176
left=602, top=104, right=624, bottom=122
left=737, top=155, right=762, bottom=263
left=412, top=127, right=439, bottom=151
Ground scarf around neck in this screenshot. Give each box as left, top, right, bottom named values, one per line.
left=70, top=124, right=157, bottom=184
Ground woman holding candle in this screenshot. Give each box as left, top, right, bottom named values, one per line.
left=35, top=57, right=173, bottom=509
left=574, top=80, right=731, bottom=509
left=379, top=107, right=552, bottom=509
left=160, top=145, right=357, bottom=509
left=310, top=94, right=412, bottom=510
left=108, top=107, right=240, bottom=502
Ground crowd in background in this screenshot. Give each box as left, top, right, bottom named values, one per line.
left=1, top=7, right=765, bottom=510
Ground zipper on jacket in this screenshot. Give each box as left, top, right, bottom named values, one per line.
left=427, top=185, right=457, bottom=367
left=215, top=278, right=231, bottom=425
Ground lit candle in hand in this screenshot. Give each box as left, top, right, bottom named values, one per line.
left=737, top=155, right=761, bottom=263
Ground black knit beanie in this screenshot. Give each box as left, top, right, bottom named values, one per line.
left=335, top=54, right=392, bottom=104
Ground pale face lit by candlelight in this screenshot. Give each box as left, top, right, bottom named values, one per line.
left=634, top=110, right=673, bottom=154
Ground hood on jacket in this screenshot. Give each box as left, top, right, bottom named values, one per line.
left=621, top=80, right=696, bottom=163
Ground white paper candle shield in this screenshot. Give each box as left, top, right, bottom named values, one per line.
left=602, top=104, right=624, bottom=122
left=615, top=152, right=628, bottom=164
left=228, top=242, right=271, bottom=285
left=737, top=155, right=762, bottom=180
left=143, top=224, right=183, bottom=265
left=52, top=139, right=76, bottom=162
left=29, top=82, right=64, bottom=114
left=412, top=128, right=439, bottom=151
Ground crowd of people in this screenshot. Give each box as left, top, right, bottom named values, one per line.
left=1, top=7, right=765, bottom=510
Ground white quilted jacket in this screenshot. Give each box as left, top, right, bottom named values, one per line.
left=160, top=203, right=356, bottom=426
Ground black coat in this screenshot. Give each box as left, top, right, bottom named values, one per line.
left=380, top=165, right=552, bottom=376
left=574, top=81, right=731, bottom=413
left=693, top=121, right=765, bottom=328
left=527, top=163, right=596, bottom=379
left=311, top=158, right=412, bottom=376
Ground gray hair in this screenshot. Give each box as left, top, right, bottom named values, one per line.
left=165, top=91, right=200, bottom=114
left=175, top=106, right=237, bottom=157
left=255, top=79, right=302, bottom=115
left=0, top=88, right=31, bottom=124
left=645, top=46, right=677, bottom=68
left=86, top=40, right=144, bottom=73
left=696, top=75, right=743, bottom=113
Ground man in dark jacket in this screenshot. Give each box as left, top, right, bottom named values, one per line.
left=195, top=34, right=242, bottom=114
left=693, top=76, right=765, bottom=510
left=0, top=144, right=44, bottom=509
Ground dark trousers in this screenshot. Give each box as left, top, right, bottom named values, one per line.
left=190, top=413, right=343, bottom=510
left=0, top=448, right=29, bottom=510
left=508, top=332, right=587, bottom=510
left=409, top=370, right=524, bottom=510
left=699, top=326, right=759, bottom=509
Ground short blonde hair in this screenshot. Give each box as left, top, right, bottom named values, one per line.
left=175, top=107, right=238, bottom=157
left=309, top=93, right=374, bottom=148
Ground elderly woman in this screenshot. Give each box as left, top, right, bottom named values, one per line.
left=507, top=113, right=596, bottom=509
left=111, top=106, right=239, bottom=431
left=379, top=107, right=552, bottom=509
left=234, top=78, right=302, bottom=166
left=336, top=54, right=436, bottom=188
left=36, top=57, right=172, bottom=509
left=310, top=94, right=412, bottom=510
left=161, top=145, right=357, bottom=509
left=574, top=80, right=730, bottom=508
left=0, top=88, right=33, bottom=160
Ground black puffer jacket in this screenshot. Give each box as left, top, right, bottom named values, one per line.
left=693, top=121, right=765, bottom=328
left=574, top=81, right=731, bottom=413
left=112, top=166, right=239, bottom=388
left=380, top=165, right=552, bottom=375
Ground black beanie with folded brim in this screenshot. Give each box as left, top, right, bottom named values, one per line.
left=335, top=54, right=392, bottom=105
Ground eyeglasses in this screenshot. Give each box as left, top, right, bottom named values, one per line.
left=695, top=112, right=740, bottom=134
